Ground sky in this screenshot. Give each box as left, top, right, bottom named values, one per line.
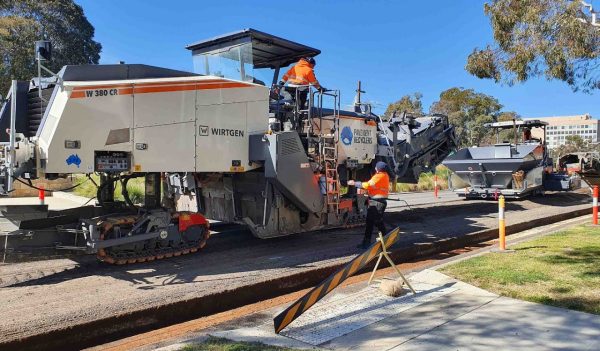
left=75, top=0, right=598, bottom=118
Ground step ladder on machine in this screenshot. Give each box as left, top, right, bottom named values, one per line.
left=323, top=138, right=339, bottom=215
left=314, top=89, right=341, bottom=220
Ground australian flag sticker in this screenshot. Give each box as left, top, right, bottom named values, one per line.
left=66, top=154, right=81, bottom=168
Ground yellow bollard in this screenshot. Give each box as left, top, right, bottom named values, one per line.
left=498, top=195, right=506, bottom=250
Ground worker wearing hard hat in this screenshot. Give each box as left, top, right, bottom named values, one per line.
left=348, top=161, right=390, bottom=249
left=278, top=57, right=327, bottom=109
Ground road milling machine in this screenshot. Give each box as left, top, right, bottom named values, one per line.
left=0, top=29, right=457, bottom=263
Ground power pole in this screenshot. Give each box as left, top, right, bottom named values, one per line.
left=579, top=1, right=600, bottom=27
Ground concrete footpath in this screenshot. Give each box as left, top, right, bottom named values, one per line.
left=160, top=269, right=600, bottom=351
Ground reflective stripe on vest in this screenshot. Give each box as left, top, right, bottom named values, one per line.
left=364, top=172, right=389, bottom=198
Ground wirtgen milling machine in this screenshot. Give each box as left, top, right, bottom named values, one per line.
left=0, top=29, right=457, bottom=263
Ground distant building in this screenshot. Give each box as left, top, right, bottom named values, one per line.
left=526, top=114, right=599, bottom=148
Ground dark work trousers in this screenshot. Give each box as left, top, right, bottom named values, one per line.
left=364, top=198, right=387, bottom=245
left=285, top=86, right=309, bottom=110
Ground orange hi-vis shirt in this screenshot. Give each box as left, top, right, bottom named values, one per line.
left=362, top=171, right=390, bottom=199
left=281, top=59, right=321, bottom=88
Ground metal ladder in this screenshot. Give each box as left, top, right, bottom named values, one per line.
left=314, top=90, right=341, bottom=214
left=323, top=138, right=340, bottom=213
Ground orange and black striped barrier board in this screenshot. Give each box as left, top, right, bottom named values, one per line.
left=273, top=227, right=401, bottom=333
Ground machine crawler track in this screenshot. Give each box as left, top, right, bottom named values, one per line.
left=96, top=214, right=210, bottom=265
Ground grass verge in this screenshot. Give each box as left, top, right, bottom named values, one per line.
left=440, top=224, right=600, bottom=315
left=396, top=165, right=451, bottom=192
left=179, top=336, right=304, bottom=351
left=71, top=174, right=145, bottom=204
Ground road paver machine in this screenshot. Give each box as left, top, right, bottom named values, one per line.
left=0, top=29, right=457, bottom=263
left=444, top=119, right=577, bottom=199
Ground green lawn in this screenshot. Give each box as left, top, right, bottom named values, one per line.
left=71, top=174, right=145, bottom=203
left=179, top=336, right=305, bottom=351
left=440, top=225, right=600, bottom=315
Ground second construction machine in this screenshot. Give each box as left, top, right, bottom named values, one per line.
left=0, top=29, right=457, bottom=263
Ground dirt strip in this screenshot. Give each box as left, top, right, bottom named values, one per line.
left=0, top=192, right=591, bottom=351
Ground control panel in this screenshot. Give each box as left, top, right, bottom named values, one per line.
left=94, top=151, right=131, bottom=172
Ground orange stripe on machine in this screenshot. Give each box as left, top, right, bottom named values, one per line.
left=69, top=81, right=253, bottom=99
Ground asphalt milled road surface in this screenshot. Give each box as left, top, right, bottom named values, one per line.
left=0, top=191, right=590, bottom=346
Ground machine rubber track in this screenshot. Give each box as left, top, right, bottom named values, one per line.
left=96, top=214, right=210, bottom=265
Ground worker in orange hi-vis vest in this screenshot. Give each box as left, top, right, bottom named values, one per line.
left=348, top=161, right=390, bottom=249
left=278, top=57, right=327, bottom=109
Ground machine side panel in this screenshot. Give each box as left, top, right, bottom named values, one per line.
left=265, top=132, right=324, bottom=214
left=133, top=89, right=196, bottom=127
left=338, top=117, right=377, bottom=164
left=131, top=85, right=197, bottom=172
left=246, top=100, right=269, bottom=135
left=196, top=102, right=248, bottom=172
left=42, top=86, right=134, bottom=173
left=195, top=85, right=268, bottom=173
left=220, top=84, right=268, bottom=104
left=313, top=116, right=377, bottom=165
left=133, top=122, right=196, bottom=172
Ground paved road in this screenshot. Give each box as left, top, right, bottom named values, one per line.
left=387, top=190, right=461, bottom=209
left=0, top=191, right=591, bottom=346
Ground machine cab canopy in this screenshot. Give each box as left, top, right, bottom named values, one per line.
left=483, top=119, right=548, bottom=129
left=186, top=28, right=320, bottom=85
left=484, top=119, right=548, bottom=145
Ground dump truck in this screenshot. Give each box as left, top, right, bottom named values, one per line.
left=0, top=29, right=457, bottom=263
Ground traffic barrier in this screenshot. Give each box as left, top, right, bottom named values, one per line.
left=39, top=185, right=45, bottom=205
left=273, top=227, right=401, bottom=334
left=434, top=175, right=439, bottom=199
left=498, top=195, right=505, bottom=250
left=368, top=231, right=416, bottom=294
left=593, top=186, right=599, bottom=225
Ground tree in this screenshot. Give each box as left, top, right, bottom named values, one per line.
left=0, top=0, right=101, bottom=93
left=497, top=111, right=519, bottom=122
left=384, top=92, right=424, bottom=120
left=466, top=0, right=600, bottom=92
left=430, top=87, right=502, bottom=147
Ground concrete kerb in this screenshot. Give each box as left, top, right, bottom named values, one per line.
left=0, top=206, right=591, bottom=351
